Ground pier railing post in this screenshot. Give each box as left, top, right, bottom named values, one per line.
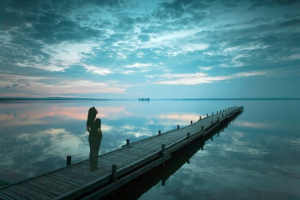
left=158, top=130, right=161, bottom=135
left=126, top=139, right=130, bottom=146
left=177, top=125, right=180, bottom=130
left=66, top=155, right=72, bottom=167
left=111, top=164, right=117, bottom=182
left=161, top=144, right=165, bottom=156
left=190, top=120, right=193, bottom=125
left=186, top=132, right=190, bottom=139
left=199, top=116, right=202, bottom=120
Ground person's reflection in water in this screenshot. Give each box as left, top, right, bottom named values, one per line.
left=86, top=107, right=102, bottom=171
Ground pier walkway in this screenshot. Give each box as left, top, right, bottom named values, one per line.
left=0, top=106, right=243, bottom=200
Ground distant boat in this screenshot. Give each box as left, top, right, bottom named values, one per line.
left=138, top=98, right=150, bottom=101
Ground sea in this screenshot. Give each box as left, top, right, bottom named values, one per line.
left=0, top=99, right=299, bottom=199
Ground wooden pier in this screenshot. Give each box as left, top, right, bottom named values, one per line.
left=0, top=106, right=243, bottom=200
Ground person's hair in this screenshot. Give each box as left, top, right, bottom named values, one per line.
left=87, top=107, right=97, bottom=131
left=94, top=118, right=101, bottom=131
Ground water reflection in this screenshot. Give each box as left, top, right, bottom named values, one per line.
left=0, top=102, right=131, bottom=184
left=0, top=103, right=130, bottom=127
left=102, top=113, right=240, bottom=200
left=0, top=100, right=299, bottom=199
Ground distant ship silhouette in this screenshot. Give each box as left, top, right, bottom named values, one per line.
left=138, top=98, right=150, bottom=101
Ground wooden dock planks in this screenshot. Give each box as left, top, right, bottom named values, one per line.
left=0, top=106, right=243, bottom=200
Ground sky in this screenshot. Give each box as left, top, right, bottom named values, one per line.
left=0, top=0, right=300, bottom=98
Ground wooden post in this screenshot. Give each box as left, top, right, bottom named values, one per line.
left=177, top=125, right=180, bottom=130
left=161, top=179, right=166, bottom=186
left=190, top=120, right=193, bottom=125
left=161, top=144, right=165, bottom=156
left=126, top=139, right=130, bottom=146
left=111, top=164, right=117, bottom=182
left=199, top=116, right=202, bottom=120
left=186, top=132, right=190, bottom=138
left=66, top=155, right=71, bottom=167
left=158, top=130, right=161, bottom=135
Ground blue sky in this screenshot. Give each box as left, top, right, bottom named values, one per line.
left=0, top=0, right=300, bottom=98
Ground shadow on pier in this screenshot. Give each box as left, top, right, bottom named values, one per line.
left=102, top=112, right=241, bottom=200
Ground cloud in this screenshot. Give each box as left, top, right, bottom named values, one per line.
left=234, top=120, right=272, bottom=129
left=144, top=29, right=199, bottom=48
left=279, top=19, right=300, bottom=27
left=0, top=113, right=14, bottom=121
left=0, top=73, right=126, bottom=96
left=115, top=62, right=166, bottom=75
left=0, top=103, right=131, bottom=128
left=40, top=41, right=100, bottom=71
left=199, top=66, right=213, bottom=71
left=182, top=43, right=209, bottom=53
left=14, top=41, right=100, bottom=72
left=158, top=113, right=201, bottom=122
left=140, top=29, right=209, bottom=55
left=250, top=0, right=299, bottom=9
left=118, top=125, right=153, bottom=138
left=35, top=80, right=126, bottom=95
left=18, top=128, right=84, bottom=158
left=0, top=31, right=11, bottom=44
left=82, top=64, right=112, bottom=76
left=289, top=138, right=300, bottom=145
left=155, top=70, right=266, bottom=85
left=224, top=43, right=269, bottom=53
left=124, top=63, right=152, bottom=69
left=231, top=54, right=250, bottom=67
left=284, top=54, right=300, bottom=61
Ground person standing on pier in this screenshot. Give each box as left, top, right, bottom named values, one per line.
left=86, top=107, right=102, bottom=171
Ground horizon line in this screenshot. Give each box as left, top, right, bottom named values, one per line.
left=0, top=97, right=299, bottom=101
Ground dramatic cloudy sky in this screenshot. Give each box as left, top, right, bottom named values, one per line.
left=1, top=0, right=300, bottom=98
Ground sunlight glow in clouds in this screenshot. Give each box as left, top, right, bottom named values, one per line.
left=0, top=74, right=125, bottom=96
left=155, top=71, right=266, bottom=85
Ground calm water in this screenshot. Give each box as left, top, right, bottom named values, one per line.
left=0, top=100, right=299, bottom=199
